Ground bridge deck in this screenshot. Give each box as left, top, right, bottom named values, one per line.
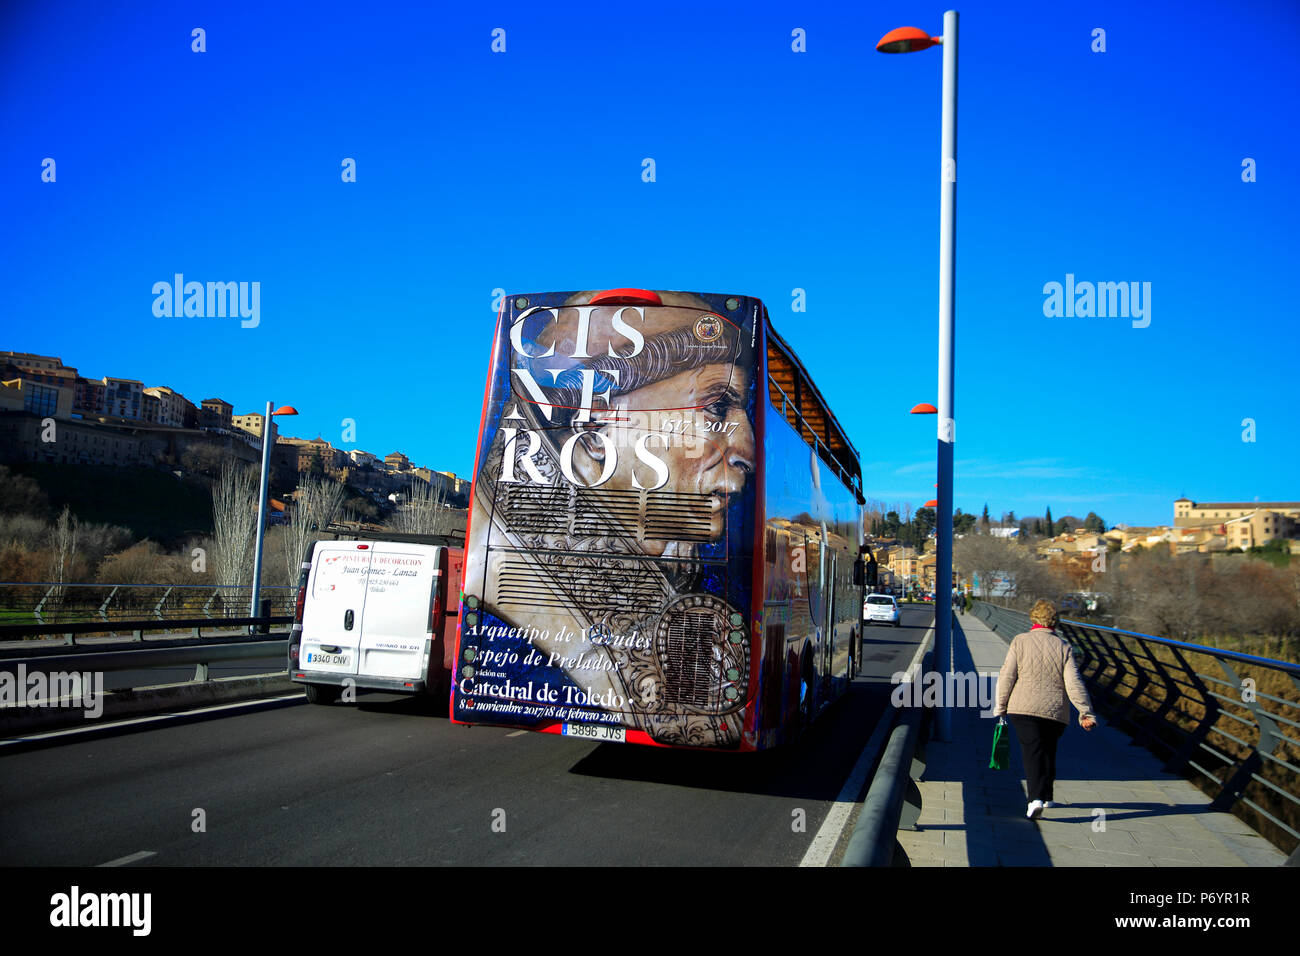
left=897, top=611, right=1286, bottom=867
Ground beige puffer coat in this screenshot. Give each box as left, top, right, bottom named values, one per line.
left=994, top=627, right=1095, bottom=726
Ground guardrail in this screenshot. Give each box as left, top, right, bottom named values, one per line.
left=0, top=583, right=295, bottom=626
left=0, top=614, right=292, bottom=647
left=971, top=601, right=1300, bottom=861
left=0, top=616, right=295, bottom=738
left=843, top=639, right=933, bottom=866
left=0, top=636, right=288, bottom=680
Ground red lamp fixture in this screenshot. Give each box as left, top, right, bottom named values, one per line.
left=876, top=26, right=941, bottom=54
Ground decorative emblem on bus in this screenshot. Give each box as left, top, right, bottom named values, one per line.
left=653, top=593, right=749, bottom=714
left=692, top=313, right=724, bottom=343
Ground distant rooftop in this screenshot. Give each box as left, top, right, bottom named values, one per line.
left=1190, top=502, right=1300, bottom=510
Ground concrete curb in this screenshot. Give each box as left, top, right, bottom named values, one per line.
left=840, top=636, right=935, bottom=867
left=0, top=674, right=298, bottom=736
left=841, top=704, right=921, bottom=866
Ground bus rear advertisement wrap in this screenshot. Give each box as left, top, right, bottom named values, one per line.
left=453, top=290, right=762, bottom=747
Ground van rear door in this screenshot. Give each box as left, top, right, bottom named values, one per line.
left=356, top=543, right=440, bottom=683
left=300, top=541, right=374, bottom=677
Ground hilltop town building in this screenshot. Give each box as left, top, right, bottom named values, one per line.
left=200, top=398, right=233, bottom=430
left=231, top=412, right=279, bottom=446
left=1174, top=498, right=1299, bottom=549
left=1, top=348, right=469, bottom=503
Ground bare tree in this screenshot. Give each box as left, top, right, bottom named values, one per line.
left=48, top=505, right=80, bottom=615
left=1110, top=550, right=1197, bottom=639
left=954, top=533, right=1064, bottom=609
left=212, top=461, right=258, bottom=590
left=0, top=464, right=49, bottom=516
left=283, top=474, right=348, bottom=585
left=51, top=505, right=79, bottom=581
left=0, top=513, right=47, bottom=549
left=1109, top=550, right=1300, bottom=643
left=863, top=497, right=886, bottom=536
left=180, top=441, right=227, bottom=478
left=386, top=478, right=451, bottom=536
left=95, top=540, right=165, bottom=585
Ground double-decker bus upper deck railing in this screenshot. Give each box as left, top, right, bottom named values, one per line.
left=768, top=376, right=862, bottom=499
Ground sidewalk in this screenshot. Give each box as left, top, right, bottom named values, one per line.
left=896, top=611, right=1286, bottom=866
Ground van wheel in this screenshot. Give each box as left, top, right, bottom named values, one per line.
left=304, top=684, right=340, bottom=705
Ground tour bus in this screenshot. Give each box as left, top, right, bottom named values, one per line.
left=451, top=289, right=865, bottom=750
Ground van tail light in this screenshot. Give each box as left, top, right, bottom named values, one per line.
left=428, top=574, right=443, bottom=634
left=294, top=584, right=307, bottom=624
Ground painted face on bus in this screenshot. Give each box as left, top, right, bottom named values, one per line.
left=566, top=362, right=756, bottom=555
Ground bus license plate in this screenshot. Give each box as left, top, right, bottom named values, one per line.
left=562, top=722, right=626, bottom=743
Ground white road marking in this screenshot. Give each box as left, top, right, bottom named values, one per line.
left=506, top=730, right=528, bottom=737
left=98, top=850, right=156, bottom=867
left=902, top=622, right=933, bottom=681
left=799, top=620, right=935, bottom=868
left=0, top=694, right=303, bottom=748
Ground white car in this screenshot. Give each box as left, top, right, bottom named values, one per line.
left=864, top=594, right=901, bottom=627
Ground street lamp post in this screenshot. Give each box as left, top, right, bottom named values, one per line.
left=881, top=11, right=959, bottom=742
left=250, top=402, right=298, bottom=624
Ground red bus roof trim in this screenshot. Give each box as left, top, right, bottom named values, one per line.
left=589, top=288, right=663, bottom=306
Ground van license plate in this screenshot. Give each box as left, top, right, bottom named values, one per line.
left=308, top=653, right=349, bottom=666
left=562, top=722, right=626, bottom=743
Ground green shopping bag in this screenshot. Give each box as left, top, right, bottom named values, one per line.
left=989, top=716, right=1009, bottom=771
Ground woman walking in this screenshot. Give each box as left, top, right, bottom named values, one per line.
left=993, top=600, right=1097, bottom=819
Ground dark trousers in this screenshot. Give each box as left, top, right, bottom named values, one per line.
left=1008, top=715, right=1066, bottom=802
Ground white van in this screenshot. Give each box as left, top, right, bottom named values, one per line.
left=288, top=536, right=464, bottom=705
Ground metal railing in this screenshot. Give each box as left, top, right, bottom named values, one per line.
left=972, top=601, right=1300, bottom=860
left=0, top=615, right=294, bottom=735
left=0, top=583, right=295, bottom=626
left=767, top=378, right=862, bottom=498
left=0, top=614, right=292, bottom=647
left=843, top=640, right=933, bottom=866
left=0, top=634, right=289, bottom=680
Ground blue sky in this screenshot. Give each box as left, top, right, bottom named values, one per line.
left=2, top=0, right=1296, bottom=528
